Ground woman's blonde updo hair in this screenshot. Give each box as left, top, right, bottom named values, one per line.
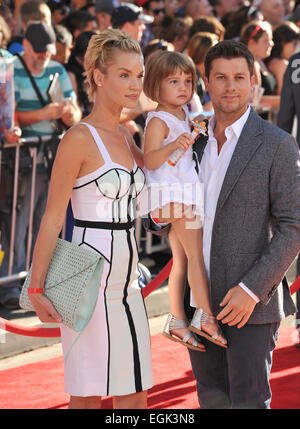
left=84, top=28, right=142, bottom=101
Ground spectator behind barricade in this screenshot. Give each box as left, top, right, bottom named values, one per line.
left=265, top=21, right=300, bottom=94
left=189, top=15, right=225, bottom=41
left=13, top=0, right=52, bottom=36
left=277, top=45, right=300, bottom=350
left=222, top=4, right=264, bottom=40
left=209, top=0, right=240, bottom=20
left=143, top=37, right=174, bottom=61
left=137, top=0, right=166, bottom=48
left=0, top=16, right=22, bottom=145
left=159, top=16, right=192, bottom=52
left=0, top=14, right=12, bottom=53
left=187, top=31, right=218, bottom=111
left=95, top=0, right=119, bottom=32
left=7, top=0, right=52, bottom=55
left=258, top=0, right=285, bottom=27
left=47, top=0, right=71, bottom=25
left=65, top=30, right=96, bottom=116
left=71, top=0, right=95, bottom=12
left=291, top=5, right=300, bottom=29
left=111, top=2, right=154, bottom=43
left=164, top=0, right=180, bottom=17
left=241, top=20, right=281, bottom=111
left=79, top=2, right=97, bottom=15
left=182, top=0, right=213, bottom=20
left=0, top=3, right=17, bottom=37
left=0, top=22, right=81, bottom=309
left=282, top=0, right=296, bottom=18
left=60, top=10, right=98, bottom=40
left=52, top=24, right=73, bottom=65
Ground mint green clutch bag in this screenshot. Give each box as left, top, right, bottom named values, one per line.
left=20, top=238, right=104, bottom=332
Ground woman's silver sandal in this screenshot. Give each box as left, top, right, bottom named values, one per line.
left=189, top=308, right=228, bottom=348
left=162, top=313, right=205, bottom=352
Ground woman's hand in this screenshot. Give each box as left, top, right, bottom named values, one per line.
left=29, top=293, right=62, bottom=324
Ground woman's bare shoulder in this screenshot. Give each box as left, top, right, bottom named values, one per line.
left=58, top=123, right=92, bottom=154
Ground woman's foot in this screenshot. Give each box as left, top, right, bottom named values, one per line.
left=189, top=308, right=228, bottom=348
left=162, top=313, right=205, bottom=352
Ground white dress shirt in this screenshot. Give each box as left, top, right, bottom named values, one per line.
left=190, top=106, right=260, bottom=307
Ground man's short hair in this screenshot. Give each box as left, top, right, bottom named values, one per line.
left=204, top=40, right=254, bottom=79
left=60, top=10, right=97, bottom=35
left=111, top=3, right=153, bottom=28
left=53, top=24, right=73, bottom=46
left=20, top=0, right=50, bottom=24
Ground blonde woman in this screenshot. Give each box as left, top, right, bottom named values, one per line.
left=27, top=29, right=153, bottom=409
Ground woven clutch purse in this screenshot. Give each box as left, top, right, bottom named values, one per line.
left=19, top=238, right=104, bottom=332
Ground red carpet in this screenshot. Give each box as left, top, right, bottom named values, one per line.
left=0, top=326, right=299, bottom=409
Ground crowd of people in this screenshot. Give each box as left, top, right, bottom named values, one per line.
left=0, top=0, right=299, bottom=411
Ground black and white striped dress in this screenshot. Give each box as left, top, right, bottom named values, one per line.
left=60, top=122, right=153, bottom=397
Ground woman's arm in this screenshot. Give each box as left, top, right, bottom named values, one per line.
left=28, top=126, right=87, bottom=323
left=144, top=117, right=192, bottom=170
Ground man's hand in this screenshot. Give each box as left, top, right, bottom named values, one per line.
left=216, top=285, right=257, bottom=328
left=41, top=102, right=65, bottom=121
left=4, top=126, right=22, bottom=143
left=61, top=98, right=81, bottom=126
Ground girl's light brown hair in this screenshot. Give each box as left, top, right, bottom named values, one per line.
left=84, top=28, right=142, bottom=101
left=143, top=50, right=197, bottom=103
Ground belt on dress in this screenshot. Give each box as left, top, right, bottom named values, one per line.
left=73, top=219, right=135, bottom=230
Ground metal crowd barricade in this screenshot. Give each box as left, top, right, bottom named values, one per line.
left=0, top=135, right=60, bottom=287
left=0, top=134, right=169, bottom=291
left=135, top=215, right=170, bottom=255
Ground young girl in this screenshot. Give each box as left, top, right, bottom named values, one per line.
left=142, top=50, right=227, bottom=350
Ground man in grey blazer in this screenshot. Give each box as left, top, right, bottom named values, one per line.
left=143, top=41, right=300, bottom=408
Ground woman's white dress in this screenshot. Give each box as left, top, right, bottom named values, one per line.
left=60, top=122, right=153, bottom=397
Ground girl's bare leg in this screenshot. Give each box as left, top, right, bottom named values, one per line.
left=152, top=204, right=205, bottom=349
left=167, top=228, right=204, bottom=350
left=171, top=213, right=225, bottom=343
left=113, top=390, right=147, bottom=409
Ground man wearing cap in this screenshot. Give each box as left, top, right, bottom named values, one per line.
left=95, top=0, right=120, bottom=31
left=0, top=21, right=81, bottom=309
left=111, top=2, right=154, bottom=42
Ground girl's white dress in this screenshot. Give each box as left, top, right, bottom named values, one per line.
left=139, top=105, right=204, bottom=221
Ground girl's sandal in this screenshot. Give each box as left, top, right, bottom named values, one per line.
left=162, top=313, right=205, bottom=352
left=189, top=308, right=228, bottom=348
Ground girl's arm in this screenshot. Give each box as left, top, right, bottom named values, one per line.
left=28, top=126, right=87, bottom=323
left=144, top=117, right=192, bottom=170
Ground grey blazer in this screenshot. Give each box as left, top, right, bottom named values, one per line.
left=277, top=51, right=300, bottom=147
left=143, top=107, right=300, bottom=324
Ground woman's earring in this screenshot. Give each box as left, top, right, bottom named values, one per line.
left=97, top=81, right=102, bottom=87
